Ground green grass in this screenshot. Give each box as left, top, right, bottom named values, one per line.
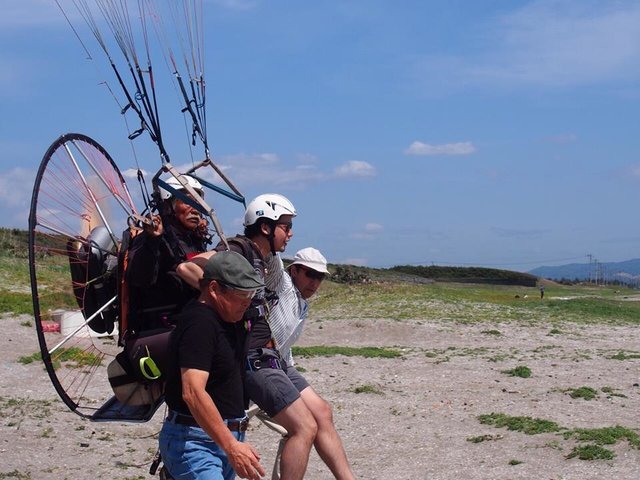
left=502, top=365, right=532, bottom=378
left=4, top=243, right=640, bottom=326
left=311, top=281, right=640, bottom=325
left=18, top=347, right=102, bottom=369
left=17, top=352, right=42, bottom=365
left=352, top=384, right=383, bottom=395
left=0, top=397, right=54, bottom=420
left=567, top=386, right=598, bottom=400
left=477, top=413, right=562, bottom=435
left=481, top=329, right=502, bottom=336
left=466, top=434, right=503, bottom=443
left=608, top=351, right=640, bottom=360
left=601, top=386, right=627, bottom=398
left=292, top=345, right=402, bottom=358
left=478, top=413, right=639, bottom=462
left=0, top=470, right=32, bottom=480
left=0, top=250, right=78, bottom=315
left=566, top=445, right=615, bottom=460
left=0, top=291, right=34, bottom=315
left=564, top=426, right=640, bottom=448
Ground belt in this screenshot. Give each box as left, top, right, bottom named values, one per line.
left=166, top=411, right=249, bottom=432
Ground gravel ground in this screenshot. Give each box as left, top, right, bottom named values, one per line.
left=1, top=313, right=639, bottom=480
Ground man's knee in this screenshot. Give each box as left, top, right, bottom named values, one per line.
left=315, top=397, right=333, bottom=424
left=301, top=389, right=334, bottom=426
left=275, top=400, right=318, bottom=440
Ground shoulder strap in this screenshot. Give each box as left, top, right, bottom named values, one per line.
left=227, top=235, right=261, bottom=265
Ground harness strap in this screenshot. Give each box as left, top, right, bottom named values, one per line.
left=246, top=348, right=283, bottom=371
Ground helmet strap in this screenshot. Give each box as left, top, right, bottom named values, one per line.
left=267, top=221, right=277, bottom=255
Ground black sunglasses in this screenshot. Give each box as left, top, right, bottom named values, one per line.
left=275, top=221, right=293, bottom=234
left=299, top=266, right=325, bottom=281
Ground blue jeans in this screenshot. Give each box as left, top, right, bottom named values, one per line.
left=159, top=415, right=247, bottom=480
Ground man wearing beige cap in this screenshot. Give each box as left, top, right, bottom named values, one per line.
left=265, top=247, right=355, bottom=480
left=159, top=251, right=266, bottom=480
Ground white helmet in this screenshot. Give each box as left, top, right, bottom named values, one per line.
left=243, top=193, right=296, bottom=227
left=159, top=175, right=204, bottom=201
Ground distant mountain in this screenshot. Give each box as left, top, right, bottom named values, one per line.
left=529, top=258, right=640, bottom=284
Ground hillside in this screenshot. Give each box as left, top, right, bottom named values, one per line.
left=529, top=258, right=640, bottom=284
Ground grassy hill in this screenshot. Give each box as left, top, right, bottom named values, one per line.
left=3, top=227, right=640, bottom=326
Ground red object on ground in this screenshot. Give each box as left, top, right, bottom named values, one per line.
left=41, top=322, right=61, bottom=333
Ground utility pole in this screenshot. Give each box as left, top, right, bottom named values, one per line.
left=586, top=253, right=593, bottom=283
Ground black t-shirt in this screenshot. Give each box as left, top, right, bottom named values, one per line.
left=164, top=300, right=247, bottom=419
left=215, top=236, right=272, bottom=349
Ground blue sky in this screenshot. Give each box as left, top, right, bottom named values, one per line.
left=2, top=0, right=640, bottom=271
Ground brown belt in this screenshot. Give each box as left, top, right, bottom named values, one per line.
left=167, top=411, right=248, bottom=432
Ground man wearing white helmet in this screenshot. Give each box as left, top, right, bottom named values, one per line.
left=266, top=247, right=355, bottom=480
left=177, top=193, right=319, bottom=480
left=126, top=174, right=210, bottom=334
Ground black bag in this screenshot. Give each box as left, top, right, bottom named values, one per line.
left=107, top=327, right=173, bottom=406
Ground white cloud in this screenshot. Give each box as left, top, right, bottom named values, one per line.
left=334, top=160, right=376, bottom=178
left=404, top=141, right=476, bottom=156
left=342, top=257, right=368, bottom=267
left=411, top=1, right=640, bottom=92
left=122, top=168, right=149, bottom=179
left=546, top=133, right=578, bottom=144
left=0, top=0, right=67, bottom=29
left=140, top=155, right=375, bottom=193
left=364, top=223, right=383, bottom=233
left=350, top=222, right=383, bottom=240
left=210, top=0, right=259, bottom=11
left=296, top=153, right=318, bottom=164
left=215, top=153, right=326, bottom=189
left=0, top=167, right=36, bottom=227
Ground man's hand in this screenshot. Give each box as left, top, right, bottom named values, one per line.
left=144, top=214, right=163, bottom=237
left=227, top=441, right=265, bottom=480
left=197, top=216, right=209, bottom=236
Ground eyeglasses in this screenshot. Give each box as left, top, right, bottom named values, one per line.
left=300, top=266, right=325, bottom=281
left=275, top=221, right=293, bottom=234
left=220, top=283, right=258, bottom=299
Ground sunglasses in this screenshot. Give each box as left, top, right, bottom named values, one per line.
left=299, top=266, right=326, bottom=281
left=275, top=221, right=293, bottom=234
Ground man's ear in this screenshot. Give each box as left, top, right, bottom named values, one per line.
left=289, top=265, right=299, bottom=280
left=260, top=221, right=272, bottom=236
left=208, top=279, right=220, bottom=295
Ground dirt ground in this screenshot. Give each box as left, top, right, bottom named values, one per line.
left=1, top=312, right=639, bottom=480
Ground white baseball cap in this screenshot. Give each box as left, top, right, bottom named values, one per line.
left=290, top=247, right=330, bottom=274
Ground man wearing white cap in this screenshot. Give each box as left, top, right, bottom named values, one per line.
left=265, top=247, right=355, bottom=480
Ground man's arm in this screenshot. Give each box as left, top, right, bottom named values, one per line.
left=181, top=368, right=265, bottom=480
left=126, top=215, right=164, bottom=287
left=175, top=251, right=216, bottom=289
